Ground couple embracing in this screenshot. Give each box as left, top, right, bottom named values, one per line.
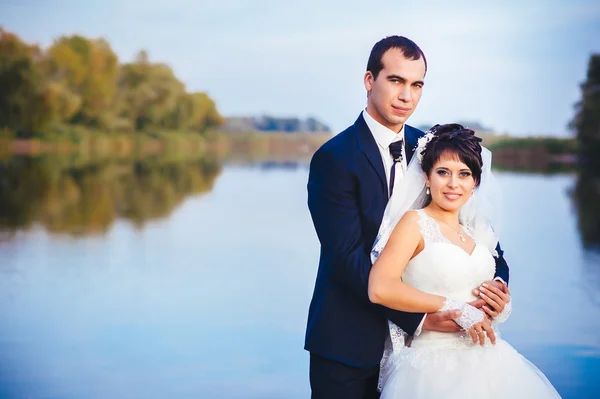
left=305, top=35, right=561, bottom=398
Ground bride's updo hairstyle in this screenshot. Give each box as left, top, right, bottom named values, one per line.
left=420, top=123, right=484, bottom=188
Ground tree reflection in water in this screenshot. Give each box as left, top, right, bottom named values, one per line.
left=572, top=168, right=600, bottom=307
left=0, top=153, right=222, bottom=236
left=572, top=170, right=600, bottom=251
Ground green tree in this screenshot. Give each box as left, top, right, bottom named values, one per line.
left=118, top=51, right=224, bottom=133
left=166, top=91, right=224, bottom=133
left=571, top=54, right=600, bottom=249
left=43, top=34, right=119, bottom=128
left=117, top=51, right=186, bottom=131
left=188, top=91, right=224, bottom=133
left=0, top=28, right=53, bottom=134
left=571, top=54, right=600, bottom=166
left=0, top=29, right=224, bottom=135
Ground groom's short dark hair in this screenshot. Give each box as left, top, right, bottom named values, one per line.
left=367, top=36, right=427, bottom=79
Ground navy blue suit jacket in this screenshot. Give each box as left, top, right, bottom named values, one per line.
left=305, top=114, right=510, bottom=367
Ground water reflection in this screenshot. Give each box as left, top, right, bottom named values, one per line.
left=1, top=152, right=598, bottom=255
left=0, top=154, right=222, bottom=236
left=572, top=170, right=600, bottom=250
left=257, top=161, right=307, bottom=171
left=0, top=153, right=599, bottom=398
left=572, top=169, right=600, bottom=307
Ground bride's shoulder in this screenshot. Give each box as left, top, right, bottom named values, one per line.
left=401, top=209, right=426, bottom=223
left=394, top=210, right=422, bottom=232
left=395, top=209, right=432, bottom=237
left=388, top=210, right=425, bottom=250
left=401, top=209, right=420, bottom=221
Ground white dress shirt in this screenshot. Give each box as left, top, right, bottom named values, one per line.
left=362, top=110, right=407, bottom=194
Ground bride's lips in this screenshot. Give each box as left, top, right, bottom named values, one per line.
left=443, top=192, right=462, bottom=201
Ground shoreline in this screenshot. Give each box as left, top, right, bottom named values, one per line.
left=0, top=131, right=578, bottom=172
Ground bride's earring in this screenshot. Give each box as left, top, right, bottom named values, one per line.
left=426, top=185, right=430, bottom=195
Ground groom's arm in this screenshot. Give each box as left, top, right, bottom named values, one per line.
left=307, top=147, right=425, bottom=335
left=493, top=242, right=509, bottom=285
left=307, top=147, right=374, bottom=301
left=382, top=307, right=426, bottom=335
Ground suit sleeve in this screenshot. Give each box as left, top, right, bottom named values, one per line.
left=307, top=147, right=424, bottom=335
left=493, top=242, right=510, bottom=285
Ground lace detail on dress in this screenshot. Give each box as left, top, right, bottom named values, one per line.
left=416, top=209, right=478, bottom=246
left=387, top=333, right=500, bottom=372
left=440, top=298, right=485, bottom=330
left=389, top=320, right=407, bottom=351
left=371, top=218, right=392, bottom=263
left=378, top=321, right=408, bottom=392
left=415, top=209, right=451, bottom=245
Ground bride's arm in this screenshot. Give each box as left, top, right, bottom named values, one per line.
left=368, top=211, right=445, bottom=313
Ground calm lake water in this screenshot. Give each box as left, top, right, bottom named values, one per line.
left=0, top=155, right=599, bottom=399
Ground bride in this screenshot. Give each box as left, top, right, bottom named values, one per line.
left=368, top=123, right=561, bottom=398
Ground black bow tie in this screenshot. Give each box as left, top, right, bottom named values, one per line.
left=388, top=140, right=404, bottom=197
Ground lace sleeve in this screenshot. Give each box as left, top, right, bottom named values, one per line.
left=440, top=298, right=484, bottom=330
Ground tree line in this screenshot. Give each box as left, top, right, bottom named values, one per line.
left=571, top=54, right=600, bottom=166
left=224, top=116, right=331, bottom=133
left=0, top=28, right=224, bottom=136
left=571, top=54, right=600, bottom=248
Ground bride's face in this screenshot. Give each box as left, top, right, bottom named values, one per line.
left=426, top=152, right=476, bottom=213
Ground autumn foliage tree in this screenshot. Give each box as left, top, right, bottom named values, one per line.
left=42, top=35, right=119, bottom=128
left=0, top=28, right=54, bottom=134
left=0, top=28, right=223, bottom=135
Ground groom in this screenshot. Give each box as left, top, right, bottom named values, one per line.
left=305, top=36, right=510, bottom=398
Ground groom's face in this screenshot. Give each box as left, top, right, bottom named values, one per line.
left=364, top=48, right=426, bottom=133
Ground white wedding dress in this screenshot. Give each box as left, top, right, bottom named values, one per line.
left=378, top=209, right=561, bottom=399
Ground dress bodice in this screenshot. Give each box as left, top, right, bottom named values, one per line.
left=402, top=210, right=496, bottom=346
left=403, top=210, right=496, bottom=301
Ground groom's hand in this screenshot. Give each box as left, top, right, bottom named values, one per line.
left=423, top=310, right=462, bottom=333
left=469, top=280, right=506, bottom=309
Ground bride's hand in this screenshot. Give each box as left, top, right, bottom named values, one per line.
left=468, top=318, right=496, bottom=346
left=478, top=282, right=511, bottom=319
left=470, top=281, right=510, bottom=313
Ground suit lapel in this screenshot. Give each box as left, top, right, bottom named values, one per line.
left=404, top=125, right=423, bottom=164
left=354, top=114, right=388, bottom=197
left=354, top=116, right=426, bottom=197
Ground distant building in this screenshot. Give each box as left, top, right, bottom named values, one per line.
left=224, top=116, right=331, bottom=133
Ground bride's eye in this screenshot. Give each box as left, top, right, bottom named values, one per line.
left=436, top=170, right=449, bottom=176
left=460, top=172, right=472, bottom=177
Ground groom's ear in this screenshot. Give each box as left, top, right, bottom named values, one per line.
left=364, top=71, right=374, bottom=92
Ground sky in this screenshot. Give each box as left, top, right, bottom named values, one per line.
left=1, top=0, right=599, bottom=136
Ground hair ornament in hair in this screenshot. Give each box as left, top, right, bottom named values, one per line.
left=415, top=129, right=436, bottom=165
